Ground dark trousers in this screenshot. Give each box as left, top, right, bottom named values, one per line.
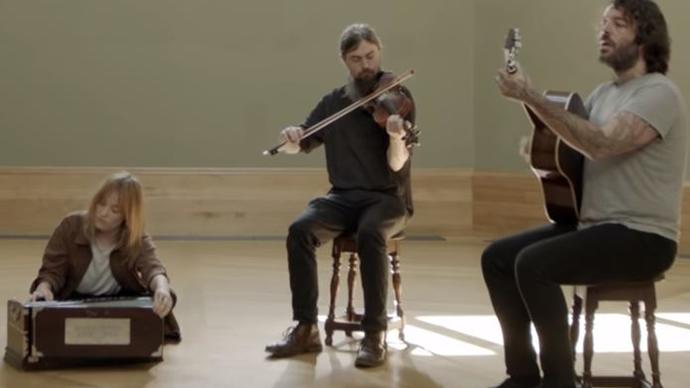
left=287, top=189, right=407, bottom=332
left=481, top=223, right=676, bottom=387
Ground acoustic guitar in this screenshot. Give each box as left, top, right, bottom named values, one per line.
left=503, top=28, right=586, bottom=225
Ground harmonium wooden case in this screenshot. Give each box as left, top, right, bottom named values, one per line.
left=4, top=296, right=164, bottom=370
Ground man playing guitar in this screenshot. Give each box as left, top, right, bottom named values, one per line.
left=483, top=1, right=687, bottom=387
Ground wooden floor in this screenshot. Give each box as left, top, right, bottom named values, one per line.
left=1, top=237, right=690, bottom=388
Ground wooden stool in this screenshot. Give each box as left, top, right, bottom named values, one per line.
left=570, top=276, right=664, bottom=388
left=323, top=232, right=405, bottom=346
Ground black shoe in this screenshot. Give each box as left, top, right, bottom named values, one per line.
left=354, top=331, right=387, bottom=368
left=265, top=323, right=322, bottom=358
left=491, top=377, right=541, bottom=388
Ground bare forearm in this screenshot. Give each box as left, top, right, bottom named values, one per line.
left=522, top=89, right=608, bottom=159
left=496, top=67, right=657, bottom=160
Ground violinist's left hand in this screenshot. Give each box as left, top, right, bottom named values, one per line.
left=386, top=114, right=405, bottom=141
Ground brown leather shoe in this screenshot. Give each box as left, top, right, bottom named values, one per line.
left=265, top=323, right=323, bottom=358
left=354, top=331, right=387, bottom=368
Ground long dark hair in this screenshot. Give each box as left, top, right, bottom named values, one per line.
left=612, top=0, right=670, bottom=74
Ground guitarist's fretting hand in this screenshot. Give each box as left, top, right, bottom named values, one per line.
left=495, top=66, right=534, bottom=104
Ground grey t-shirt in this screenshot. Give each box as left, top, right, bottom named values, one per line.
left=580, top=73, right=687, bottom=241
left=76, top=243, right=122, bottom=296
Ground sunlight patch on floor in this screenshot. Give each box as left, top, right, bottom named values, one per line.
left=388, top=325, right=495, bottom=357
left=316, top=315, right=494, bottom=356
left=316, top=313, right=690, bottom=357
left=657, top=312, right=690, bottom=325
left=417, top=314, right=690, bottom=354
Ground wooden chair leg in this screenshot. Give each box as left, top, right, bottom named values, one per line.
left=571, top=292, right=583, bottom=363
left=582, top=299, right=597, bottom=388
left=345, top=253, right=358, bottom=337
left=325, top=249, right=342, bottom=346
left=630, top=301, right=646, bottom=381
left=325, top=236, right=406, bottom=344
left=390, top=251, right=405, bottom=340
left=645, top=306, right=662, bottom=388
left=575, top=282, right=663, bottom=388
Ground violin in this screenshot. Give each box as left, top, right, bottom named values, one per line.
left=263, top=69, right=418, bottom=156
left=363, top=72, right=420, bottom=147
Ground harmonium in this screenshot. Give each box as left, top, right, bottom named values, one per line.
left=4, top=296, right=164, bottom=370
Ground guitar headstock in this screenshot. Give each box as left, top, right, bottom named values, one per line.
left=504, top=28, right=521, bottom=74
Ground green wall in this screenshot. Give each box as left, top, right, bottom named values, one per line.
left=0, top=0, right=473, bottom=168
left=1, top=1, right=688, bottom=172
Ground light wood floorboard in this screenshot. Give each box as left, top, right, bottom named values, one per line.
left=1, top=238, right=689, bottom=388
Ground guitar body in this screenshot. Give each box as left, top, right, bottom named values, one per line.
left=524, top=91, right=587, bottom=225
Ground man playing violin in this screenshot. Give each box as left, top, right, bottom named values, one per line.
left=265, top=23, right=415, bottom=368
left=485, top=1, right=686, bottom=387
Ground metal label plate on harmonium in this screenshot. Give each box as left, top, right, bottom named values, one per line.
left=4, top=296, right=163, bottom=369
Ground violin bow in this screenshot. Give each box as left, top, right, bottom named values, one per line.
left=262, top=69, right=415, bottom=156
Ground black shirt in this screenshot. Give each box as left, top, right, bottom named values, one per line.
left=299, top=83, right=416, bottom=216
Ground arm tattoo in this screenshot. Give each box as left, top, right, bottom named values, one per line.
left=524, top=90, right=659, bottom=160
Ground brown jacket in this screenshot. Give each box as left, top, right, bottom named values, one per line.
left=30, top=212, right=168, bottom=300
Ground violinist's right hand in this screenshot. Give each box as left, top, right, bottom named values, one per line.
left=280, top=126, right=304, bottom=154
left=31, top=281, right=54, bottom=302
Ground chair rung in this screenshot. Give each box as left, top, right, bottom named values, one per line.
left=588, top=375, right=652, bottom=388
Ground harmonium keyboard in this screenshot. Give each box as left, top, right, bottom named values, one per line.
left=4, top=296, right=164, bottom=370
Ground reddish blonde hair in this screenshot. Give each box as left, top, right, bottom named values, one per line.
left=84, top=171, right=145, bottom=260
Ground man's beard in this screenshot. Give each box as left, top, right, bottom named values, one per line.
left=344, top=70, right=381, bottom=101
left=599, top=40, right=639, bottom=73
